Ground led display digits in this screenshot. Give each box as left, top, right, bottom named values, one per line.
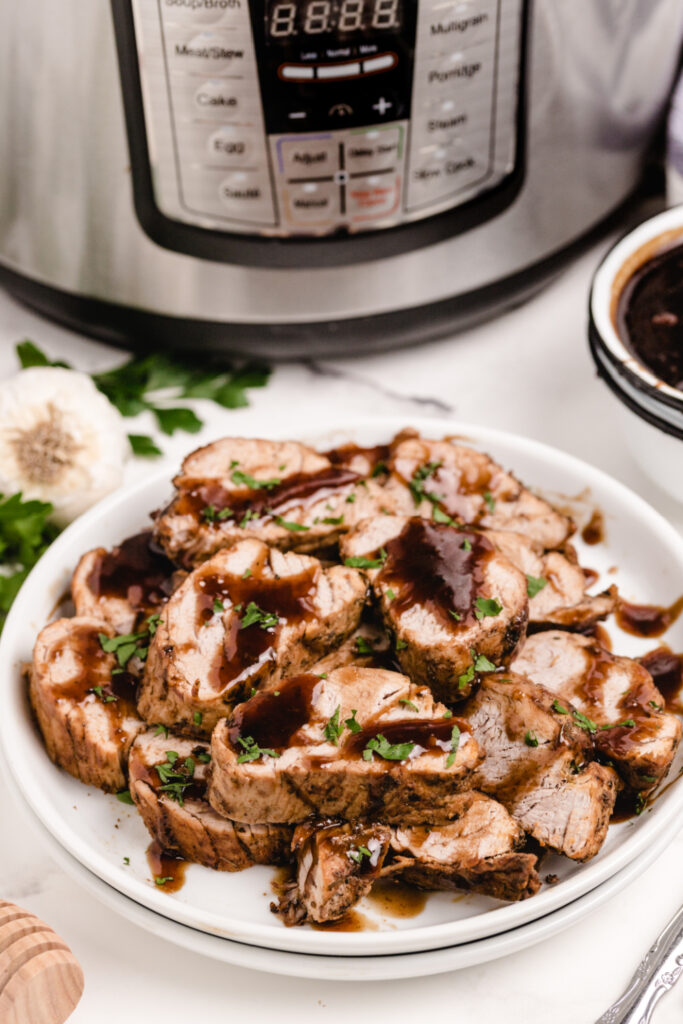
left=267, top=0, right=401, bottom=38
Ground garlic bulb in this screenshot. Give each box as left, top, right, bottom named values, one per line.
left=0, top=367, right=128, bottom=525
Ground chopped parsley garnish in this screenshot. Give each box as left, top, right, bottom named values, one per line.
left=318, top=672, right=328, bottom=679
left=155, top=876, right=174, bottom=886
left=474, top=596, right=503, bottom=620
left=432, top=506, right=456, bottom=526
left=648, top=700, right=663, bottom=711
left=395, top=638, right=408, bottom=650
left=239, top=510, right=258, bottom=528
left=526, top=575, right=548, bottom=598
left=197, top=751, right=211, bottom=764
left=123, top=856, right=130, bottom=865
left=348, top=845, right=373, bottom=864
left=155, top=752, right=197, bottom=805
left=231, top=469, right=281, bottom=490
left=640, top=773, right=657, bottom=783
left=474, top=653, right=496, bottom=672
left=386, top=587, right=396, bottom=601
left=193, top=711, right=203, bottom=726
left=363, top=734, right=414, bottom=762
left=88, top=685, right=117, bottom=704
left=458, top=665, right=475, bottom=690
left=355, top=636, right=375, bottom=654
left=449, top=610, right=462, bottom=622
left=409, top=461, right=442, bottom=506
left=483, top=491, right=495, bottom=513
left=462, top=539, right=472, bottom=552
left=346, top=492, right=357, bottom=504
left=599, top=718, right=636, bottom=730
left=213, top=598, right=225, bottom=615
left=271, top=513, right=309, bottom=532
left=371, top=462, right=388, bottom=477
left=98, top=613, right=160, bottom=669
left=635, top=793, right=646, bottom=815
left=242, top=568, right=252, bottom=579
left=572, top=710, right=598, bottom=733
left=322, top=515, right=344, bottom=525
left=240, top=602, right=279, bottom=631
left=524, top=730, right=539, bottom=748
left=551, top=699, right=568, bottom=715
left=235, top=735, right=280, bottom=764
left=201, top=504, right=233, bottom=523
left=324, top=706, right=344, bottom=745
left=399, top=698, right=418, bottom=712
left=147, top=613, right=161, bottom=637
left=154, top=723, right=169, bottom=739
left=446, top=724, right=461, bottom=768
left=116, top=789, right=134, bottom=804
left=345, top=709, right=362, bottom=733
left=344, top=549, right=387, bottom=569
left=443, top=710, right=453, bottom=719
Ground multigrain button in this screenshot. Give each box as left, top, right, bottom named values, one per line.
left=193, top=79, right=242, bottom=117
left=423, top=2, right=495, bottom=46
left=285, top=181, right=339, bottom=224
left=172, top=31, right=246, bottom=73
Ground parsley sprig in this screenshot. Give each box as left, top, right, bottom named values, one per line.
left=240, top=602, right=279, bottom=630
left=0, top=491, right=60, bottom=634
left=235, top=735, right=280, bottom=764
left=155, top=751, right=196, bottom=805
left=363, top=734, right=414, bottom=762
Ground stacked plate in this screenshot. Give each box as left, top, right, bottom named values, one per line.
left=2, top=417, right=683, bottom=980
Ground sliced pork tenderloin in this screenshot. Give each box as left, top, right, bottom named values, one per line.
left=137, top=539, right=366, bottom=736
left=274, top=821, right=391, bottom=925
left=129, top=730, right=292, bottom=871
left=208, top=666, right=482, bottom=825
left=511, top=631, right=682, bottom=793
left=29, top=617, right=145, bottom=792
left=72, top=530, right=178, bottom=634
left=382, top=435, right=573, bottom=549
left=340, top=516, right=528, bottom=700
left=153, top=437, right=403, bottom=567
left=463, top=674, right=619, bottom=860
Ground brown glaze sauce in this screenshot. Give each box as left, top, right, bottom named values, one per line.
left=639, top=646, right=683, bottom=714
left=616, top=241, right=683, bottom=388
left=146, top=840, right=188, bottom=893
left=195, top=567, right=318, bottom=691
left=616, top=595, right=683, bottom=638
left=582, top=567, right=600, bottom=588
left=87, top=531, right=176, bottom=622
left=228, top=674, right=321, bottom=751
left=365, top=878, right=428, bottom=918
left=323, top=443, right=390, bottom=474
left=311, top=910, right=378, bottom=932
left=177, top=466, right=360, bottom=526
left=379, top=519, right=494, bottom=629
left=345, top=716, right=468, bottom=760
left=578, top=622, right=613, bottom=651
left=581, top=509, right=605, bottom=546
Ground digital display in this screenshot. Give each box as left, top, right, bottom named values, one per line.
left=266, top=0, right=402, bottom=39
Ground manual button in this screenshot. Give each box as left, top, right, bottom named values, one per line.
left=285, top=181, right=339, bottom=225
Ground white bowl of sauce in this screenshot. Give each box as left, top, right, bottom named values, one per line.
left=589, top=206, right=683, bottom=502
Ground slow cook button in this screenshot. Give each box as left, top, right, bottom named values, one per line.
left=218, top=172, right=270, bottom=217
left=347, top=173, right=401, bottom=220
left=194, top=79, right=242, bottom=117
left=207, top=125, right=252, bottom=164
left=408, top=150, right=485, bottom=206
left=278, top=136, right=336, bottom=177
left=285, top=181, right=339, bottom=224
left=344, top=127, right=401, bottom=173
left=172, top=31, right=246, bottom=72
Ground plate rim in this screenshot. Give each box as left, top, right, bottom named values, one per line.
left=2, top=415, right=683, bottom=957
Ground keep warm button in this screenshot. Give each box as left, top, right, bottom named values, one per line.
left=347, top=173, right=401, bottom=221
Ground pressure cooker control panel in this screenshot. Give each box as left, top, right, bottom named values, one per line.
left=125, top=0, right=523, bottom=237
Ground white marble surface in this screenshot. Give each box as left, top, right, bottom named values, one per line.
left=1, top=233, right=683, bottom=1022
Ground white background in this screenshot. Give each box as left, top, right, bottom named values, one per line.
left=1, top=222, right=682, bottom=1022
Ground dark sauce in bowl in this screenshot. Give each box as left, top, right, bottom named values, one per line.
left=616, top=241, right=683, bottom=389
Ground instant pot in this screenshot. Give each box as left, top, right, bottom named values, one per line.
left=0, top=0, right=681, bottom=356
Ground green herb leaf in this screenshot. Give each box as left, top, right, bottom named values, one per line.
left=193, top=711, right=203, bottom=726
left=345, top=709, right=362, bottom=733
left=599, top=718, right=636, bottom=730
left=324, top=706, right=344, bottom=745
left=344, top=550, right=387, bottom=570
left=399, top=698, right=418, bottom=712
left=98, top=628, right=150, bottom=669
left=155, top=751, right=197, bottom=805
left=116, top=789, right=134, bottom=804
left=446, top=724, right=460, bottom=768
left=371, top=461, right=388, bottom=477
left=483, top=491, right=496, bottom=513
left=432, top=506, right=456, bottom=526
left=363, top=733, right=415, bottom=762
left=526, top=575, right=548, bottom=598
left=551, top=699, right=568, bottom=715
left=322, top=515, right=344, bottom=525
left=123, top=856, right=130, bottom=865
left=235, top=735, right=280, bottom=764
left=346, top=492, right=357, bottom=504
left=573, top=710, right=598, bottom=733
left=213, top=598, right=225, bottom=615
left=524, top=730, right=539, bottom=748
left=474, top=596, right=503, bottom=620
left=154, top=406, right=202, bottom=436
left=386, top=587, right=396, bottom=601
left=409, top=461, right=442, bottom=506
left=271, top=514, right=309, bottom=532
left=462, top=539, right=472, bottom=552
left=240, top=601, right=279, bottom=631
left=354, top=636, right=375, bottom=654
left=0, top=492, right=60, bottom=632
left=201, top=504, right=233, bottom=523
left=128, top=433, right=162, bottom=458
left=154, top=724, right=169, bottom=739
left=395, top=638, right=408, bottom=650
left=458, top=665, right=475, bottom=690
left=16, top=340, right=70, bottom=368
left=449, top=610, right=462, bottom=622
left=155, top=876, right=174, bottom=886
left=473, top=652, right=496, bottom=672
left=232, top=469, right=281, bottom=490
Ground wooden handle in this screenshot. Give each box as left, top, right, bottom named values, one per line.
left=0, top=900, right=84, bottom=1024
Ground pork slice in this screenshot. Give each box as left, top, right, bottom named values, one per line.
left=129, top=730, right=292, bottom=871
left=511, top=632, right=682, bottom=793
left=71, top=530, right=178, bottom=634
left=153, top=437, right=399, bottom=567
left=137, top=539, right=366, bottom=736
left=274, top=821, right=391, bottom=925
left=340, top=516, right=528, bottom=700
left=29, top=617, right=145, bottom=792
left=383, top=436, right=573, bottom=549
left=483, top=530, right=617, bottom=629
left=208, top=666, right=482, bottom=825
left=463, top=674, right=619, bottom=860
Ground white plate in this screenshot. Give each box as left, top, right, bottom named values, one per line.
left=2, top=416, right=683, bottom=960
left=19, top=791, right=678, bottom=980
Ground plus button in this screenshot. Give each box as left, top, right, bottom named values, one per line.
left=372, top=96, right=392, bottom=116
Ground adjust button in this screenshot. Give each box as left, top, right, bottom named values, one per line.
left=347, top=173, right=401, bottom=221
left=277, top=136, right=336, bottom=177
left=344, top=127, right=401, bottom=174
left=285, top=181, right=339, bottom=225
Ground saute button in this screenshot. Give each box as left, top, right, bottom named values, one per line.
left=285, top=181, right=339, bottom=225
left=218, top=172, right=272, bottom=218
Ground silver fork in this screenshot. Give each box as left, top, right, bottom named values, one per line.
left=596, top=904, right=683, bottom=1023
